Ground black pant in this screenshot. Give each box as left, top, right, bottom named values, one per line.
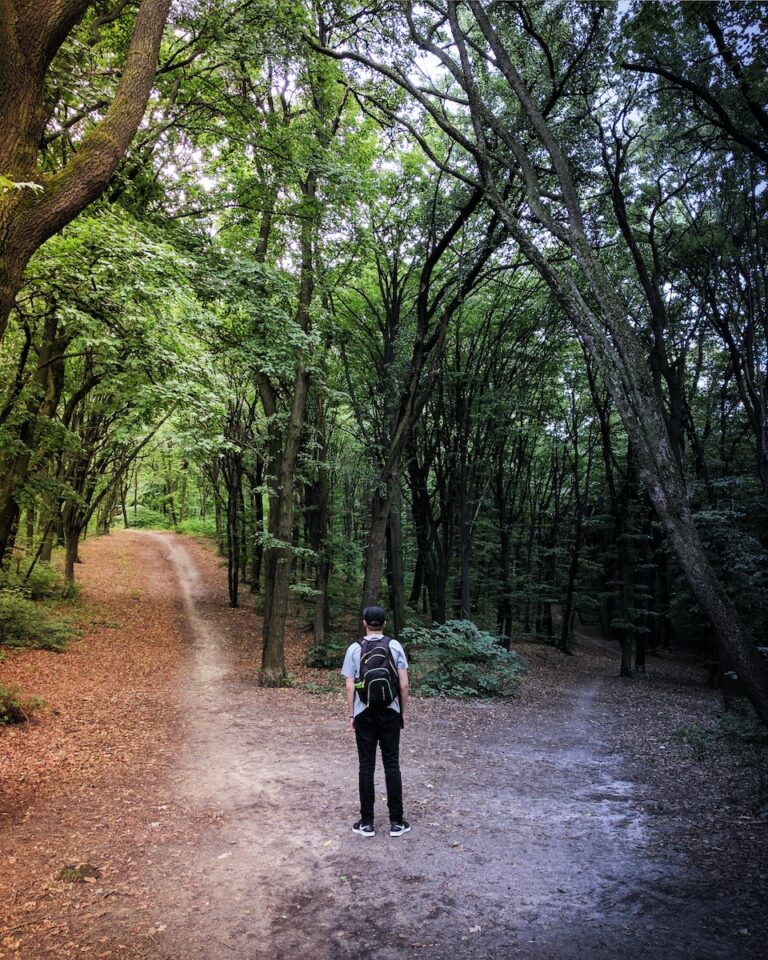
left=354, top=708, right=403, bottom=823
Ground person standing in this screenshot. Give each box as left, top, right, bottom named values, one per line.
left=341, top=605, right=410, bottom=838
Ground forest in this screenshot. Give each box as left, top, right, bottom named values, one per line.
left=1, top=0, right=767, bottom=716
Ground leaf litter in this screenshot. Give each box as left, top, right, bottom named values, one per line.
left=1, top=529, right=767, bottom=959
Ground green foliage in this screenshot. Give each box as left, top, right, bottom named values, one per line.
left=0, top=592, right=74, bottom=651
left=674, top=703, right=768, bottom=758
left=672, top=722, right=715, bottom=760
left=0, top=175, right=43, bottom=194
left=2, top=562, right=74, bottom=602
left=0, top=561, right=75, bottom=651
left=326, top=576, right=362, bottom=628
left=401, top=620, right=526, bottom=699
left=694, top=493, right=768, bottom=632
left=0, top=684, right=42, bottom=724
left=305, top=633, right=348, bottom=670
left=303, top=676, right=341, bottom=696
left=290, top=580, right=321, bottom=601
left=177, top=516, right=218, bottom=539
left=125, top=507, right=171, bottom=530
left=718, top=703, right=768, bottom=747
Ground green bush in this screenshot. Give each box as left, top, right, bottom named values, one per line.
left=125, top=506, right=170, bottom=530
left=0, top=683, right=42, bottom=724
left=326, top=576, right=363, bottom=625
left=304, top=677, right=341, bottom=695
left=673, top=722, right=714, bottom=760
left=305, top=633, right=349, bottom=669
left=0, top=592, right=73, bottom=651
left=400, top=620, right=526, bottom=698
left=177, top=516, right=218, bottom=538
left=1, top=561, right=74, bottom=601
left=674, top=703, right=768, bottom=756
left=718, top=702, right=768, bottom=746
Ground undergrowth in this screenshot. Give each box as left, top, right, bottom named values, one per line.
left=675, top=701, right=768, bottom=755
left=124, top=507, right=169, bottom=530
left=177, top=516, right=218, bottom=538
left=305, top=620, right=526, bottom=699
left=124, top=509, right=218, bottom=540
left=0, top=683, right=42, bottom=724
left=305, top=633, right=349, bottom=669
left=0, top=561, right=77, bottom=651
left=401, top=620, right=525, bottom=698
left=674, top=703, right=768, bottom=814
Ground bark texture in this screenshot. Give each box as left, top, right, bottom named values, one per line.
left=0, top=0, right=172, bottom=340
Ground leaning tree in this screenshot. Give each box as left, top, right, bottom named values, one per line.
left=317, top=0, right=768, bottom=723
left=0, top=0, right=172, bottom=341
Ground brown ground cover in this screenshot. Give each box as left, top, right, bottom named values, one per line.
left=1, top=529, right=766, bottom=960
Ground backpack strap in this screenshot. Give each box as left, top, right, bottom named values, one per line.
left=381, top=636, right=401, bottom=694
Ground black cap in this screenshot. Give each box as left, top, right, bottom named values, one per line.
left=363, top=605, right=386, bottom=627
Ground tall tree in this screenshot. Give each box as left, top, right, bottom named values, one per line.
left=333, top=159, right=499, bottom=619
left=320, top=1, right=768, bottom=721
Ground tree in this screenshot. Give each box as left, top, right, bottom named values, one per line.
left=320, top=1, right=768, bottom=722
left=0, top=0, right=172, bottom=340
left=0, top=205, right=203, bottom=577
left=332, top=153, right=501, bottom=622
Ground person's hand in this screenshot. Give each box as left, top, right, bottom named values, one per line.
left=349, top=716, right=356, bottom=733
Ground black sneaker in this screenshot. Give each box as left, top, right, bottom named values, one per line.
left=389, top=820, right=411, bottom=837
left=352, top=820, right=375, bottom=837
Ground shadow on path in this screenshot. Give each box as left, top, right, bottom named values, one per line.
left=144, top=532, right=756, bottom=960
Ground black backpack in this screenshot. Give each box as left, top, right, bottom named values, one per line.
left=355, top=636, right=400, bottom=708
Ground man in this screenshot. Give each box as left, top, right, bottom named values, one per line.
left=341, top=605, right=410, bottom=838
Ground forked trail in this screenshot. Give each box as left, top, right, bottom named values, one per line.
left=1, top=530, right=764, bottom=959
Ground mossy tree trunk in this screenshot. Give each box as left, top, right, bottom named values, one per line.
left=0, top=0, right=171, bottom=342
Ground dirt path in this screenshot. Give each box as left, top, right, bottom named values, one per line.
left=2, top=531, right=766, bottom=959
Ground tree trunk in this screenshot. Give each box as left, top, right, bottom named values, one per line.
left=0, top=312, right=67, bottom=563
left=305, top=399, right=331, bottom=646
left=226, top=480, right=240, bottom=609
left=406, top=446, right=437, bottom=615
left=260, top=370, right=308, bottom=685
left=238, top=480, right=248, bottom=586
left=120, top=478, right=130, bottom=529
left=457, top=473, right=472, bottom=620
left=559, top=521, right=581, bottom=655
left=362, top=482, right=392, bottom=608
left=385, top=482, right=405, bottom=635
left=495, top=456, right=514, bottom=646
left=0, top=0, right=172, bottom=341
left=409, top=550, right=423, bottom=608
left=63, top=534, right=79, bottom=584
left=617, top=523, right=634, bottom=678
left=25, top=507, right=34, bottom=553
left=178, top=462, right=189, bottom=525
left=62, top=503, right=83, bottom=584
left=249, top=462, right=264, bottom=593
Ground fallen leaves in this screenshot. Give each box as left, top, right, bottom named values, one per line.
left=3, top=530, right=767, bottom=960
left=0, top=531, right=188, bottom=959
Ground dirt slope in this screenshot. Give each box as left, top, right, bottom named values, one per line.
left=1, top=530, right=766, bottom=959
